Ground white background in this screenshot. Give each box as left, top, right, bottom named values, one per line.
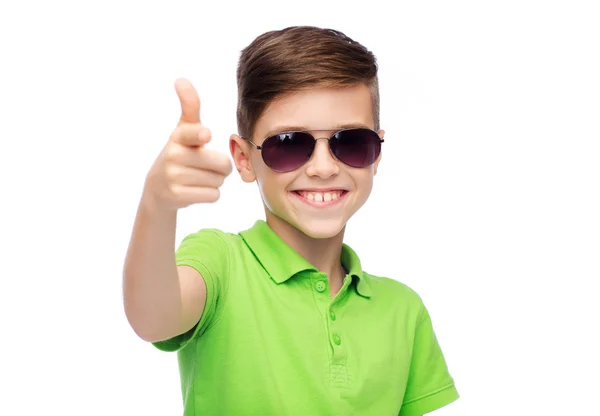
left=1, top=0, right=599, bottom=415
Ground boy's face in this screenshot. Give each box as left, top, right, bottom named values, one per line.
left=231, top=84, right=384, bottom=239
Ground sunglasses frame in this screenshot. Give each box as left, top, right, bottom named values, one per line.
left=241, top=127, right=384, bottom=172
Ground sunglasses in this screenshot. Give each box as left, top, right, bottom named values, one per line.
left=242, top=128, right=384, bottom=172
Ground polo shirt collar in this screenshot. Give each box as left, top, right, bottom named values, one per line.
left=239, top=220, right=372, bottom=298
left=341, top=242, right=372, bottom=298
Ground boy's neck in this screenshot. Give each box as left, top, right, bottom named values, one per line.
left=265, top=213, right=347, bottom=296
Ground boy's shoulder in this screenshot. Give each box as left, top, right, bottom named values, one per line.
left=364, top=271, right=420, bottom=299
left=363, top=270, right=425, bottom=306
left=179, top=226, right=242, bottom=246
left=365, top=271, right=420, bottom=293
left=180, top=221, right=286, bottom=253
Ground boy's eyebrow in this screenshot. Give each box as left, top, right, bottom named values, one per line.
left=264, top=123, right=372, bottom=138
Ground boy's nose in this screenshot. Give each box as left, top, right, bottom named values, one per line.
left=305, top=138, right=339, bottom=179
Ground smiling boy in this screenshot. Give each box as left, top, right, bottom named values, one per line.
left=123, top=26, right=459, bottom=415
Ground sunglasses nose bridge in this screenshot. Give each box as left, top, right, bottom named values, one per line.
left=312, top=137, right=335, bottom=155
left=315, top=136, right=336, bottom=151
left=304, top=138, right=340, bottom=178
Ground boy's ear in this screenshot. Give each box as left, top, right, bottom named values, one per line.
left=229, top=134, right=257, bottom=183
left=374, top=129, right=385, bottom=176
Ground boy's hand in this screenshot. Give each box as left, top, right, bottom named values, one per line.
left=144, top=78, right=233, bottom=212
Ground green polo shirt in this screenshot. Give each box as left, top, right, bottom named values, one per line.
left=153, top=220, right=458, bottom=415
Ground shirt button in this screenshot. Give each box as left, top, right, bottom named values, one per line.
left=333, top=334, right=341, bottom=345
left=315, top=280, right=327, bottom=292
left=329, top=310, right=336, bottom=321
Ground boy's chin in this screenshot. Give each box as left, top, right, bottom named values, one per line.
left=293, top=217, right=347, bottom=240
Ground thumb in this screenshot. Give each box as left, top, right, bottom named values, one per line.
left=175, top=78, right=201, bottom=124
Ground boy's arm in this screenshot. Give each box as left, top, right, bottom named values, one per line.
left=122, top=78, right=231, bottom=343
left=122, top=195, right=207, bottom=343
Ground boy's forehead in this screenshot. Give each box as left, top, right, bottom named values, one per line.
left=255, top=85, right=374, bottom=137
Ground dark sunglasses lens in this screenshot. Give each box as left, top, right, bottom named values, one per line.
left=330, top=129, right=381, bottom=168
left=261, top=132, right=315, bottom=172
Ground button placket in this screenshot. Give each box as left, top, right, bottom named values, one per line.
left=328, top=274, right=353, bottom=359
left=327, top=275, right=352, bottom=387
left=309, top=272, right=330, bottom=323
left=328, top=304, right=347, bottom=367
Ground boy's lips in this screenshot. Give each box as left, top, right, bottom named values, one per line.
left=290, top=189, right=349, bottom=207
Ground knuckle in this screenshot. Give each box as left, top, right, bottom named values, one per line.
left=164, top=144, right=182, bottom=162
left=169, top=126, right=183, bottom=143
left=220, top=156, right=232, bottom=172
left=207, top=188, right=220, bottom=202
left=198, top=125, right=212, bottom=139
left=167, top=182, right=181, bottom=197
left=164, top=164, right=180, bottom=182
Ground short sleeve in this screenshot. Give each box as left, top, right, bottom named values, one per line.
left=152, top=228, right=230, bottom=352
left=399, top=304, right=459, bottom=416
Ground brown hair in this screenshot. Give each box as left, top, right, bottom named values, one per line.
left=236, top=26, right=380, bottom=140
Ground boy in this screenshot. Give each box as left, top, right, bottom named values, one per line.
left=123, top=26, right=458, bottom=415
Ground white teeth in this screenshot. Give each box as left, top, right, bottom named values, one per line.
left=297, top=190, right=344, bottom=203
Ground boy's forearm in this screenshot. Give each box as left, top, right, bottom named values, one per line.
left=122, top=194, right=182, bottom=341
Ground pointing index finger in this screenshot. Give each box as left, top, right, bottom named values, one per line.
left=175, top=78, right=200, bottom=125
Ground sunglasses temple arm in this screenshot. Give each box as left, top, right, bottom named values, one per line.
left=241, top=136, right=262, bottom=150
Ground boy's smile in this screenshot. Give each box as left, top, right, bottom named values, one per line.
left=290, top=189, right=348, bottom=207
left=231, top=83, right=384, bottom=239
